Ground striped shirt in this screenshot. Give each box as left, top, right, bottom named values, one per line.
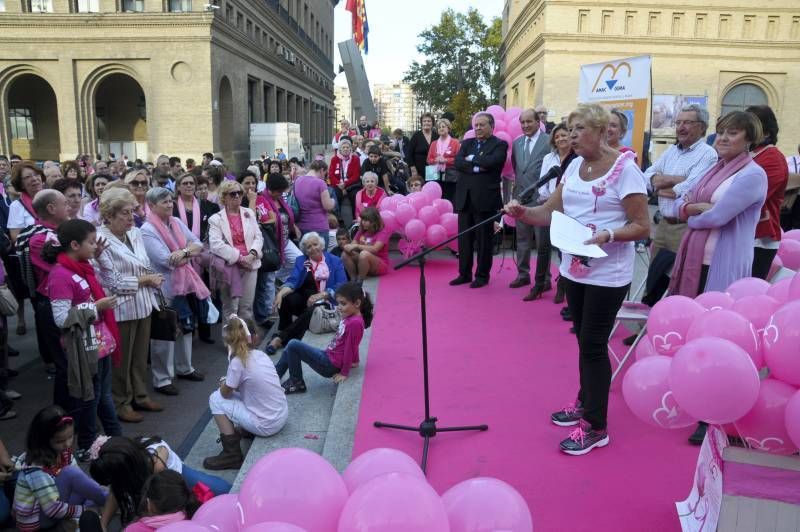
left=96, top=225, right=159, bottom=322
left=644, top=138, right=718, bottom=218
left=13, top=466, right=83, bottom=531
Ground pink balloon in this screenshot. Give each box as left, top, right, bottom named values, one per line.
left=648, top=295, right=706, bottom=356
left=669, top=337, right=760, bottom=424
left=242, top=524, right=307, bottom=532
left=778, top=239, right=800, bottom=269
left=493, top=119, right=507, bottom=134
left=694, top=291, right=735, bottom=310
left=159, top=523, right=210, bottom=532
left=380, top=210, right=397, bottom=233
left=238, top=448, right=347, bottom=531
left=789, top=272, right=800, bottom=300
left=506, top=119, right=523, bottom=141
left=425, top=224, right=447, bottom=248
left=768, top=255, right=783, bottom=280
left=432, top=198, right=453, bottom=215
left=192, top=494, right=241, bottom=531
left=727, top=277, right=771, bottom=299
left=731, top=295, right=781, bottom=332
left=405, top=219, right=426, bottom=242
left=463, top=129, right=476, bottom=140
left=686, top=309, right=762, bottom=368
left=422, top=181, right=442, bottom=200
left=440, top=212, right=458, bottom=236
left=785, top=390, right=800, bottom=450
left=342, top=448, right=424, bottom=494
left=736, top=378, right=798, bottom=455
left=442, top=477, right=533, bottom=532
left=622, top=356, right=697, bottom=429
left=409, top=192, right=430, bottom=213
left=634, top=334, right=658, bottom=361
left=784, top=229, right=800, bottom=242
left=379, top=196, right=394, bottom=212
left=418, top=205, right=440, bottom=227
left=502, top=214, right=516, bottom=228
left=486, top=105, right=506, bottom=123
left=394, top=194, right=409, bottom=205
left=763, top=300, right=800, bottom=387
left=394, top=203, right=416, bottom=226
left=502, top=159, right=514, bottom=179
left=505, top=106, right=523, bottom=120
left=495, top=131, right=512, bottom=147
left=337, top=473, right=449, bottom=532
left=767, top=277, right=793, bottom=303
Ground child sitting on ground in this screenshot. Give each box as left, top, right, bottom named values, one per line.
left=331, top=228, right=351, bottom=259
left=124, top=470, right=200, bottom=532
left=407, top=174, right=423, bottom=193
left=275, top=282, right=372, bottom=394
left=13, top=406, right=106, bottom=532
left=327, top=214, right=339, bottom=252
left=204, top=315, right=288, bottom=470
left=342, top=207, right=391, bottom=282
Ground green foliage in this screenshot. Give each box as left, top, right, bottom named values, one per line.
left=404, top=8, right=502, bottom=128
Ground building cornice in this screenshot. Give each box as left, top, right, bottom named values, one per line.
left=0, top=12, right=214, bottom=25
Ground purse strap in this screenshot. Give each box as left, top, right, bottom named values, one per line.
left=154, top=288, right=168, bottom=309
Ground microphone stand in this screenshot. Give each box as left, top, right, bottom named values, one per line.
left=373, top=210, right=504, bottom=473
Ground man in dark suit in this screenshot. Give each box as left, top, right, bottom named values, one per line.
left=450, top=113, right=508, bottom=288
left=510, top=109, right=551, bottom=299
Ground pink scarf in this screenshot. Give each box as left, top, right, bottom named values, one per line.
left=436, top=136, right=451, bottom=171
left=177, top=196, right=201, bottom=238
left=145, top=212, right=210, bottom=300
left=669, top=151, right=751, bottom=297
left=128, top=511, right=186, bottom=530
left=19, top=192, right=37, bottom=221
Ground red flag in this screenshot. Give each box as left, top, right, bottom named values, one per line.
left=345, top=0, right=369, bottom=53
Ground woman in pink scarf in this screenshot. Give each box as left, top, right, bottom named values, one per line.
left=141, top=187, right=209, bottom=396
left=426, top=118, right=460, bottom=202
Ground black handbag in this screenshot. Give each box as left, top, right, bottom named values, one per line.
left=150, top=289, right=179, bottom=342
left=259, top=223, right=281, bottom=272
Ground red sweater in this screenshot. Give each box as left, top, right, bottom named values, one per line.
left=328, top=155, right=361, bottom=188
left=753, top=146, right=787, bottom=241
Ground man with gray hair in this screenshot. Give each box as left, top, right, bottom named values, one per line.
left=638, top=104, right=719, bottom=305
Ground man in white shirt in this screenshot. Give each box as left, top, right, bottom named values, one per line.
left=640, top=104, right=718, bottom=306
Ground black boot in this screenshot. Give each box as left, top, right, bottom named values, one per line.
left=203, top=433, right=243, bottom=470
left=554, top=276, right=566, bottom=304
left=688, top=422, right=708, bottom=445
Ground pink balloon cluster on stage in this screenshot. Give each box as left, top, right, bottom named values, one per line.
left=465, top=105, right=524, bottom=181
left=379, top=181, right=459, bottom=258
left=180, top=447, right=533, bottom=531
left=623, top=249, right=800, bottom=455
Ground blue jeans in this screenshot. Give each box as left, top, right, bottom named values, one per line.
left=0, top=484, right=9, bottom=526
left=181, top=464, right=232, bottom=496
left=75, top=356, right=122, bottom=450
left=274, top=339, right=339, bottom=383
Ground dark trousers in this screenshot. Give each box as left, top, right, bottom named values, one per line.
left=533, top=225, right=552, bottom=287
left=278, top=306, right=314, bottom=345
left=564, top=278, right=629, bottom=431
left=752, top=247, right=778, bottom=280
left=277, top=286, right=316, bottom=332
left=641, top=249, right=676, bottom=307
left=74, top=356, right=122, bottom=450
left=457, top=207, right=495, bottom=281
left=441, top=181, right=457, bottom=204
left=33, top=295, right=69, bottom=406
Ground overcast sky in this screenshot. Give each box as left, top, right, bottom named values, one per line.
left=332, top=0, right=504, bottom=86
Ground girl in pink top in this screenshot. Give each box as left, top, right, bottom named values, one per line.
left=124, top=470, right=200, bottom=532
left=343, top=207, right=390, bottom=281
left=354, top=172, right=386, bottom=219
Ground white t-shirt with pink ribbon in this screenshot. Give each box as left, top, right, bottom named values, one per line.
left=558, top=153, right=648, bottom=287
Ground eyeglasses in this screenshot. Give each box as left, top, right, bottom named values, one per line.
left=227, top=190, right=243, bottom=198
left=180, top=181, right=195, bottom=186
left=675, top=120, right=701, bottom=127
left=130, top=180, right=148, bottom=188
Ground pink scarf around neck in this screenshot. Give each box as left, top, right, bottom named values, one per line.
left=177, top=196, right=201, bottom=238
left=436, top=136, right=451, bottom=171
left=19, top=192, right=37, bottom=221
left=668, top=151, right=751, bottom=297
left=145, top=211, right=210, bottom=300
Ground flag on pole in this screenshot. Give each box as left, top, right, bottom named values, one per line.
left=345, top=0, right=369, bottom=54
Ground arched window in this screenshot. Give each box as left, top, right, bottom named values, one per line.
left=721, top=83, right=767, bottom=115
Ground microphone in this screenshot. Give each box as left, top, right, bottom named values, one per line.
left=519, top=165, right=562, bottom=205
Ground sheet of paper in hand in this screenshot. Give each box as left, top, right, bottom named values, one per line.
left=550, top=211, right=608, bottom=259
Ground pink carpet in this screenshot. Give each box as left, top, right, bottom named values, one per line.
left=353, top=257, right=698, bottom=532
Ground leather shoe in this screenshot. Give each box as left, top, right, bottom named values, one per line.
left=117, top=408, right=144, bottom=423
left=177, top=370, right=205, bottom=382
left=469, top=279, right=488, bottom=289
left=523, top=282, right=552, bottom=301
left=155, top=384, right=180, bottom=396
left=133, top=399, right=164, bottom=412
left=509, top=277, right=530, bottom=288
left=449, top=276, right=472, bottom=286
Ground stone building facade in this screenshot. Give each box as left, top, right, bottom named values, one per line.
left=499, top=0, right=800, bottom=157
left=0, top=0, right=337, bottom=169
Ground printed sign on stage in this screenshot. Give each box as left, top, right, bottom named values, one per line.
left=652, top=94, right=709, bottom=136
left=676, top=425, right=728, bottom=532
left=578, top=55, right=652, bottom=162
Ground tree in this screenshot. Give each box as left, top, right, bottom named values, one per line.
left=404, top=8, right=502, bottom=128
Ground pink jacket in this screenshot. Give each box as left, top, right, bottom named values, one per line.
left=124, top=511, right=186, bottom=531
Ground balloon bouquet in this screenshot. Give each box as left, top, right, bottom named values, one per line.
left=173, top=447, right=533, bottom=532
left=623, top=269, right=800, bottom=455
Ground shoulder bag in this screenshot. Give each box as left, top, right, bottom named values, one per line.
left=259, top=223, right=281, bottom=272
left=150, top=289, right=179, bottom=342
left=309, top=300, right=341, bottom=334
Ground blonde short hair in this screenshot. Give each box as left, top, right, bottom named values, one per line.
left=100, top=187, right=137, bottom=222
left=217, top=179, right=243, bottom=199
left=124, top=168, right=149, bottom=185
left=568, top=103, right=611, bottom=131
left=436, top=118, right=452, bottom=132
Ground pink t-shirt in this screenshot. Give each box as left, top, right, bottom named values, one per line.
left=227, top=212, right=248, bottom=256
left=326, top=314, right=365, bottom=376
left=354, top=227, right=390, bottom=265
left=225, top=349, right=288, bottom=434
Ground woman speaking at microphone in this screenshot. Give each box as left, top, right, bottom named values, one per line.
left=505, top=104, right=650, bottom=456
